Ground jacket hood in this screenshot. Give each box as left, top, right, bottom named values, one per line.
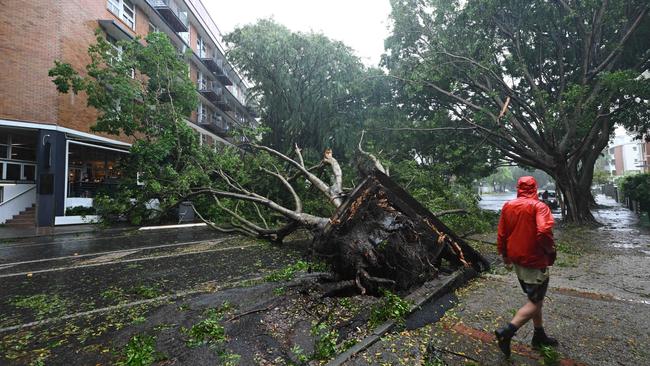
left=517, top=176, right=538, bottom=199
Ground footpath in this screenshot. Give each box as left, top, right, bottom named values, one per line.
left=346, top=195, right=650, bottom=365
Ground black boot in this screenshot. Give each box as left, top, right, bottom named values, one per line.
left=531, top=327, right=559, bottom=348
left=494, top=323, right=518, bottom=357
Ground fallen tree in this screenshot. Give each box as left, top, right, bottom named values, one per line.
left=187, top=142, right=489, bottom=294
left=48, top=31, right=488, bottom=295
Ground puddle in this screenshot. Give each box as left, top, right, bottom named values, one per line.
left=405, top=292, right=458, bottom=330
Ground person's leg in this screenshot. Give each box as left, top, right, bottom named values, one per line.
left=532, top=300, right=543, bottom=328
left=495, top=300, right=541, bottom=357
left=511, top=300, right=542, bottom=328
left=530, top=299, right=558, bottom=348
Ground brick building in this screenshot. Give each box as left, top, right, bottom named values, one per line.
left=0, top=0, right=255, bottom=226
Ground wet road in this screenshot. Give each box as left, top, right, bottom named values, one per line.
left=477, top=192, right=515, bottom=211
left=0, top=227, right=305, bottom=329
left=0, top=227, right=223, bottom=264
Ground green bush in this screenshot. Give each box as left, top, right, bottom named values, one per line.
left=310, top=323, right=339, bottom=360
left=65, top=205, right=96, bottom=216
left=620, top=173, right=650, bottom=216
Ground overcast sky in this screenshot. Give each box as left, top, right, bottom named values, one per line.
left=203, top=0, right=393, bottom=66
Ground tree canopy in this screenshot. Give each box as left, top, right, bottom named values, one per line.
left=49, top=32, right=217, bottom=223
left=224, top=19, right=365, bottom=157
left=225, top=19, right=498, bottom=182
left=385, top=0, right=650, bottom=223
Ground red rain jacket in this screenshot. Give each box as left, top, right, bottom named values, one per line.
left=497, top=176, right=556, bottom=269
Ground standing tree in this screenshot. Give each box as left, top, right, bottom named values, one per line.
left=224, top=19, right=367, bottom=158
left=385, top=0, right=650, bottom=223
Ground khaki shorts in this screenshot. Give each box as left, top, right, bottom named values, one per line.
left=513, top=264, right=549, bottom=303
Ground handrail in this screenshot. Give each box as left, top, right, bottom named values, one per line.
left=0, top=185, right=36, bottom=207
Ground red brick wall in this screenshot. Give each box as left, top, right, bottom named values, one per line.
left=614, top=146, right=624, bottom=176
left=0, top=1, right=150, bottom=144
left=57, top=0, right=150, bottom=141
left=0, top=0, right=62, bottom=124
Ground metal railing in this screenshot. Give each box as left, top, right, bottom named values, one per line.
left=147, top=0, right=188, bottom=28
left=0, top=185, right=36, bottom=224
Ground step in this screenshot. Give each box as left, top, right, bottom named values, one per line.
left=12, top=213, right=36, bottom=219
left=5, top=222, right=35, bottom=228
left=6, top=218, right=36, bottom=225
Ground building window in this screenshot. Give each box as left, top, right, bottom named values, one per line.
left=10, top=134, right=36, bottom=161
left=6, top=164, right=21, bottom=180
left=633, top=146, right=638, bottom=151
left=24, top=165, right=35, bottom=181
left=148, top=21, right=159, bottom=34
left=107, top=0, right=135, bottom=29
left=67, top=143, right=125, bottom=198
left=105, top=35, right=135, bottom=78
left=198, top=103, right=207, bottom=123
left=197, top=36, right=206, bottom=58
left=0, top=130, right=36, bottom=183
left=178, top=31, right=190, bottom=46
left=197, top=71, right=206, bottom=89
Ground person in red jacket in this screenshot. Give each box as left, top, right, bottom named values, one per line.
left=494, top=176, right=558, bottom=357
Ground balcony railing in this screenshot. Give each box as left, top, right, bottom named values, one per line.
left=199, top=114, right=229, bottom=135
left=199, top=53, right=225, bottom=74
left=217, top=93, right=233, bottom=112
left=197, top=81, right=223, bottom=103
left=147, top=0, right=188, bottom=32
left=214, top=68, right=232, bottom=86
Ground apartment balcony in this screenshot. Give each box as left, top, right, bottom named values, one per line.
left=147, top=0, right=188, bottom=32
left=197, top=81, right=223, bottom=103
left=199, top=114, right=229, bottom=135
left=217, top=94, right=233, bottom=112
left=214, top=69, right=233, bottom=86
left=245, top=105, right=258, bottom=118
left=200, top=53, right=224, bottom=74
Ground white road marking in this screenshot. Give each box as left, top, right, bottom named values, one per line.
left=139, top=223, right=208, bottom=230
left=0, top=242, right=260, bottom=278
left=0, top=236, right=235, bottom=267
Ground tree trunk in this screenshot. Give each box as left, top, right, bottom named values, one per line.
left=553, top=165, right=597, bottom=224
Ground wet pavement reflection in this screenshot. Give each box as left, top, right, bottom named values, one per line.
left=0, top=227, right=222, bottom=264
left=479, top=193, right=650, bottom=255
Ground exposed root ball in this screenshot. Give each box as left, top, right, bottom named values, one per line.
left=313, top=171, right=489, bottom=294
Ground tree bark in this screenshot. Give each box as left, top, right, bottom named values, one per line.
left=553, top=164, right=597, bottom=224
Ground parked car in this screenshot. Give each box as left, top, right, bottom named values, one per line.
left=538, top=190, right=559, bottom=210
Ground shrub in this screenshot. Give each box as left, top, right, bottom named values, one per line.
left=620, top=173, right=650, bottom=216
left=65, top=205, right=96, bottom=216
